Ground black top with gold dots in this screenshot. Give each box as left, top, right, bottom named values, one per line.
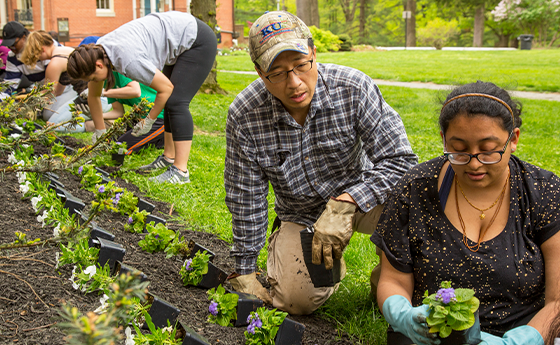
left=371, top=155, right=560, bottom=334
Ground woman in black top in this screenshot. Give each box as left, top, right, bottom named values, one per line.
left=372, top=81, right=560, bottom=345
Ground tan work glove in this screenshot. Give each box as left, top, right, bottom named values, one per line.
left=132, top=117, right=156, bottom=137
left=229, top=272, right=272, bottom=304
left=312, top=198, right=356, bottom=269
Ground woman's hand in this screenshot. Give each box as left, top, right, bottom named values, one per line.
left=480, top=326, right=543, bottom=345
left=131, top=117, right=156, bottom=137
left=383, top=295, right=440, bottom=345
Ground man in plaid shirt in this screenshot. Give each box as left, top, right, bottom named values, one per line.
left=225, top=11, right=417, bottom=315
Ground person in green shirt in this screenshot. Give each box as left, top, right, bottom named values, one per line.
left=83, top=71, right=165, bottom=154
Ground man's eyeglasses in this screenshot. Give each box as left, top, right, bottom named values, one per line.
left=264, top=59, right=314, bottom=84
left=444, top=131, right=514, bottom=165
left=8, top=37, right=21, bottom=50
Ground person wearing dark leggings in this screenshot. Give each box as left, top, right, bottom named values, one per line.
left=67, top=11, right=216, bottom=184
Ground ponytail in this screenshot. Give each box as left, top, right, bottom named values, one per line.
left=20, top=30, right=54, bottom=67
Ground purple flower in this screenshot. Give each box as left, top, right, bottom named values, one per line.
left=128, top=217, right=133, bottom=224
left=112, top=192, right=123, bottom=206
left=78, top=166, right=83, bottom=174
left=209, top=301, right=218, bottom=316
left=155, top=234, right=160, bottom=239
left=22, top=122, right=27, bottom=127
left=247, top=325, right=255, bottom=334
left=436, top=288, right=456, bottom=304
left=116, top=142, right=122, bottom=145
left=184, top=258, right=193, bottom=271
left=98, top=185, right=105, bottom=193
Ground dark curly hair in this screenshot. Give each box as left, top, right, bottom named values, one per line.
left=439, top=81, right=522, bottom=135
left=67, top=44, right=115, bottom=90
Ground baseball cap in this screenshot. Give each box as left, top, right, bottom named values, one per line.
left=1, top=21, right=26, bottom=47
left=249, top=11, right=312, bottom=72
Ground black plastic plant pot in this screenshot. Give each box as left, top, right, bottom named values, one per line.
left=143, top=215, right=167, bottom=233
left=229, top=291, right=264, bottom=327
left=176, top=322, right=210, bottom=345
left=101, top=175, right=112, bottom=184
left=111, top=153, right=125, bottom=165
left=8, top=126, right=22, bottom=135
left=113, top=261, right=148, bottom=282
left=45, top=172, right=59, bottom=180
left=137, top=198, right=155, bottom=213
left=96, top=238, right=126, bottom=271
left=64, top=197, right=86, bottom=217
left=299, top=228, right=341, bottom=288
left=95, top=167, right=111, bottom=178
left=438, top=311, right=482, bottom=345
left=46, top=177, right=65, bottom=189
left=54, top=137, right=66, bottom=145
left=275, top=317, right=306, bottom=345
left=88, top=226, right=115, bottom=247
left=197, top=262, right=227, bottom=289
left=142, top=293, right=181, bottom=330
left=187, top=241, right=216, bottom=262
left=64, top=146, right=77, bottom=155
left=33, top=122, right=44, bottom=130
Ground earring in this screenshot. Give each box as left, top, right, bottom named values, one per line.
left=511, top=148, right=515, bottom=152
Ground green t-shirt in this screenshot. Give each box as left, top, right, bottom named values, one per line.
left=105, top=71, right=164, bottom=119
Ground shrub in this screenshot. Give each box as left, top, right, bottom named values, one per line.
left=338, top=34, right=353, bottom=51
left=309, top=26, right=341, bottom=52
left=417, top=18, right=460, bottom=50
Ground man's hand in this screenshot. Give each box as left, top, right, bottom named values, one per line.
left=229, top=272, right=272, bottom=304
left=312, top=197, right=356, bottom=269
left=75, top=103, right=91, bottom=116
left=131, top=117, right=156, bottom=137
left=92, top=128, right=106, bottom=144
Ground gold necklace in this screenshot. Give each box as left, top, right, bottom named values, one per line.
left=454, top=172, right=510, bottom=252
left=457, top=177, right=507, bottom=220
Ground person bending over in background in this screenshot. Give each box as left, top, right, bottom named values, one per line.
left=372, top=81, right=560, bottom=345
left=67, top=11, right=216, bottom=184
left=225, top=11, right=417, bottom=315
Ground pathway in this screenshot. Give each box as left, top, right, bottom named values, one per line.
left=219, top=70, right=560, bottom=102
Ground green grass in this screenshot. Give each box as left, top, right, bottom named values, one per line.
left=217, top=49, right=560, bottom=92
left=70, top=70, right=560, bottom=344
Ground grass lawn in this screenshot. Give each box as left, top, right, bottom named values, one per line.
left=73, top=70, right=560, bottom=344
left=217, top=49, right=560, bottom=93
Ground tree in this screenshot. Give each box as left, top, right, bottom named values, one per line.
left=297, top=0, right=320, bottom=27
left=339, top=0, right=358, bottom=30
left=404, top=0, right=417, bottom=47
left=190, top=0, right=226, bottom=94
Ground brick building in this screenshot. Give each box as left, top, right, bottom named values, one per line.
left=0, top=0, right=237, bottom=48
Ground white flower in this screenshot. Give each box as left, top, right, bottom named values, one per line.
left=16, top=172, right=27, bottom=184
left=7, top=153, right=17, bottom=164
left=125, top=327, right=135, bottom=345
left=72, top=281, right=79, bottom=290
left=10, top=133, right=21, bottom=139
left=21, top=144, right=29, bottom=148
left=162, top=326, right=173, bottom=333
left=83, top=265, right=97, bottom=279
left=37, top=209, right=49, bottom=227
left=17, top=160, right=25, bottom=166
left=20, top=181, right=31, bottom=195
left=69, top=265, right=78, bottom=289
left=55, top=252, right=60, bottom=269
left=53, top=225, right=61, bottom=237
left=93, top=294, right=109, bottom=314
left=31, top=196, right=42, bottom=212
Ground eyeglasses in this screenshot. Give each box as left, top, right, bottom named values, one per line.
left=264, top=59, right=314, bottom=84
left=8, top=37, right=21, bottom=50
left=444, top=131, right=514, bottom=165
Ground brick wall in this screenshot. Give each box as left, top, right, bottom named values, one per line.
left=216, top=0, right=233, bottom=48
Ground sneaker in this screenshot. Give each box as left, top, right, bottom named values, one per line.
left=138, top=154, right=173, bottom=171
left=148, top=165, right=190, bottom=184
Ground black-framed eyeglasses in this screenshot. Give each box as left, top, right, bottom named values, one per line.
left=264, top=59, right=314, bottom=84
left=8, top=37, right=21, bottom=50
left=444, top=131, right=514, bottom=165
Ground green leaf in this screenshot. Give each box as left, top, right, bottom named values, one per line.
left=453, top=313, right=475, bottom=331
left=440, top=324, right=452, bottom=338
left=449, top=308, right=470, bottom=322
left=426, top=314, right=445, bottom=327
left=454, top=288, right=475, bottom=302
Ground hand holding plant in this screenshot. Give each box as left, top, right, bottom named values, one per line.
left=423, top=281, right=480, bottom=338
left=244, top=307, right=288, bottom=345
left=206, top=284, right=239, bottom=327
left=180, top=251, right=210, bottom=286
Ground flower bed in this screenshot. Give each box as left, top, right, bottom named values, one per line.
left=0, top=136, right=353, bottom=344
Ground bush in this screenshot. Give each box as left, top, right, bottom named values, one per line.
left=309, top=26, right=341, bottom=52
left=338, top=34, right=353, bottom=51
left=417, top=18, right=460, bottom=49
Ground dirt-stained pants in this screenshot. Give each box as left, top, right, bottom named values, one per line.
left=267, top=204, right=384, bottom=315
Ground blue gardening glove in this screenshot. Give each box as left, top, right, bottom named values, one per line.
left=383, top=295, right=440, bottom=345
left=480, top=326, right=543, bottom=345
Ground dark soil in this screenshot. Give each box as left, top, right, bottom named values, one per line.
left=0, top=136, right=353, bottom=345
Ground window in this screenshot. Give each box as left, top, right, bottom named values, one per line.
left=96, top=0, right=115, bottom=17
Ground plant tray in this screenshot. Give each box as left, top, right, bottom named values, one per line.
left=228, top=291, right=264, bottom=327
left=88, top=225, right=115, bottom=247
left=176, top=321, right=210, bottom=345
left=275, top=317, right=306, bottom=345
left=143, top=293, right=181, bottom=329
left=299, top=228, right=341, bottom=288
left=111, top=153, right=125, bottom=165
left=197, top=262, right=227, bottom=289
left=95, top=238, right=126, bottom=271
left=137, top=199, right=155, bottom=213
left=64, top=197, right=86, bottom=217
left=113, top=261, right=148, bottom=282
left=187, top=241, right=216, bottom=262
left=143, top=215, right=166, bottom=233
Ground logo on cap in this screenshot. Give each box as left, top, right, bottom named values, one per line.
left=259, top=21, right=293, bottom=45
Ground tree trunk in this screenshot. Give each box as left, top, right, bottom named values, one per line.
left=359, top=0, right=367, bottom=41
left=339, top=0, right=358, bottom=29
left=405, top=0, right=416, bottom=47
left=297, top=0, right=320, bottom=28
left=190, top=0, right=225, bottom=94
left=473, top=3, right=485, bottom=47
left=495, top=33, right=510, bottom=47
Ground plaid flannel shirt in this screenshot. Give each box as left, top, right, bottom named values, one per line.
left=225, top=63, right=418, bottom=274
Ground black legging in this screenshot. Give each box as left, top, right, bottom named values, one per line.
left=162, top=18, right=217, bottom=141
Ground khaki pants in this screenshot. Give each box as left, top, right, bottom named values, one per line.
left=267, top=204, right=384, bottom=315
